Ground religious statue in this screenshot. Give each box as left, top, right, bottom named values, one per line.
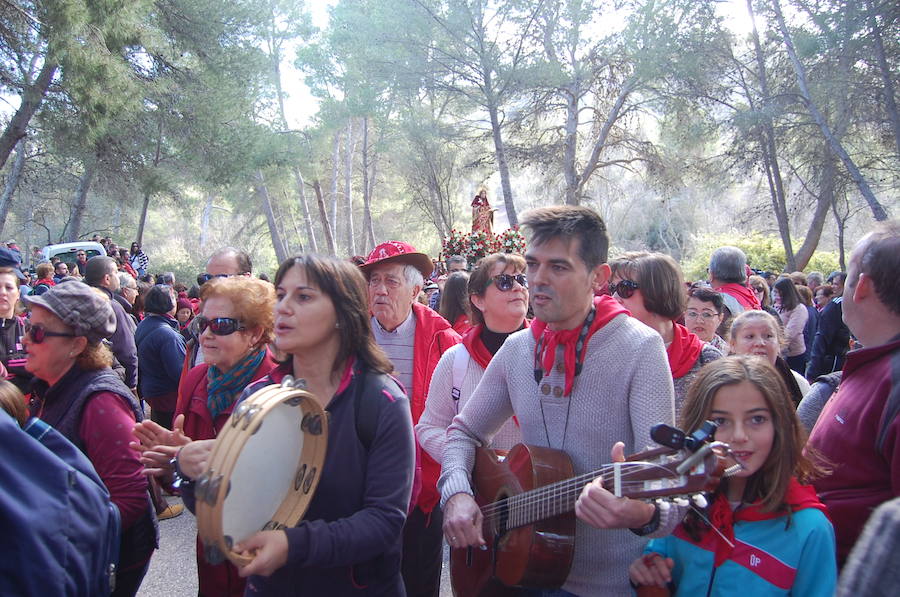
left=471, top=188, right=494, bottom=236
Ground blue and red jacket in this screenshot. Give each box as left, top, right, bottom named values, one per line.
left=645, top=485, right=836, bottom=596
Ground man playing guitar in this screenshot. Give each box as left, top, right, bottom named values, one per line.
left=440, top=206, right=678, bottom=595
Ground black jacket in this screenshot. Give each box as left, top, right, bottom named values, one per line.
left=806, top=297, right=850, bottom=379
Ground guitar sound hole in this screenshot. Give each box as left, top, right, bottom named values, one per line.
left=493, top=491, right=510, bottom=538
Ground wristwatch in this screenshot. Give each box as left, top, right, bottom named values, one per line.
left=629, top=502, right=661, bottom=536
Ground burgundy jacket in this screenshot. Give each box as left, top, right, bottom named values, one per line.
left=807, top=335, right=900, bottom=564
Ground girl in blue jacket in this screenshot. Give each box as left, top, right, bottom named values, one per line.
left=629, top=355, right=836, bottom=596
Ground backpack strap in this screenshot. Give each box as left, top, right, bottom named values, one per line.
left=450, top=344, right=469, bottom=409
left=353, top=366, right=383, bottom=451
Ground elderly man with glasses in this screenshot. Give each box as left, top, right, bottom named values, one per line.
left=358, top=241, right=461, bottom=597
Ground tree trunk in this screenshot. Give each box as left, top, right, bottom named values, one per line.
left=867, top=0, right=900, bottom=157
left=255, top=170, right=288, bottom=264
left=200, top=193, right=213, bottom=252
left=366, top=154, right=378, bottom=249
left=344, top=119, right=355, bottom=257
left=771, top=0, right=887, bottom=221
left=67, top=164, right=95, bottom=242
left=0, top=59, right=57, bottom=171
left=312, top=179, right=336, bottom=255
left=0, top=139, right=27, bottom=237
left=293, top=167, right=317, bottom=253
left=487, top=102, right=517, bottom=227
left=24, top=195, right=34, bottom=267
left=562, top=84, right=580, bottom=205
left=286, top=204, right=304, bottom=255
left=361, top=117, right=376, bottom=252
left=832, top=198, right=847, bottom=271
left=330, top=131, right=341, bottom=244
left=136, top=191, right=152, bottom=246
left=748, top=0, right=794, bottom=269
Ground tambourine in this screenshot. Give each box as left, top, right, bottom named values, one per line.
left=195, top=376, right=328, bottom=566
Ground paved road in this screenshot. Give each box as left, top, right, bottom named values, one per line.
left=138, top=498, right=454, bottom=596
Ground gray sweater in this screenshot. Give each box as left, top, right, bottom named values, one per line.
left=439, top=313, right=676, bottom=596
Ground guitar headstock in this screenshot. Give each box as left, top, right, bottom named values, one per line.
left=602, top=423, right=732, bottom=506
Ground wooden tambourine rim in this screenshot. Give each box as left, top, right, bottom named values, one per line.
left=195, top=381, right=328, bottom=567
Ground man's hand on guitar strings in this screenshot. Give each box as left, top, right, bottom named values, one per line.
left=442, top=493, right=486, bottom=548
left=575, top=441, right=657, bottom=529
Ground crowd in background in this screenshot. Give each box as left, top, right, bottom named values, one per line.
left=1, top=213, right=898, bottom=597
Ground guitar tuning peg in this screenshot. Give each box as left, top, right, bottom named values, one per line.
left=673, top=497, right=689, bottom=507
left=656, top=499, right=672, bottom=513
left=692, top=494, right=708, bottom=508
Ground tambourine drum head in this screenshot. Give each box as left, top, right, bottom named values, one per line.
left=222, top=401, right=304, bottom=543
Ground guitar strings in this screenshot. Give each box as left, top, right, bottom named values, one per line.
left=479, top=460, right=671, bottom=517
left=479, top=460, right=678, bottom=523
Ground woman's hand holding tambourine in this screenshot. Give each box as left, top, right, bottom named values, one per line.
left=235, top=531, right=289, bottom=577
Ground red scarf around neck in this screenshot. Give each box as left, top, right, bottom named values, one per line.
left=668, top=323, right=704, bottom=379
left=462, top=321, right=531, bottom=370
left=718, top=282, right=762, bottom=311
left=530, top=295, right=628, bottom=396
left=707, top=477, right=827, bottom=566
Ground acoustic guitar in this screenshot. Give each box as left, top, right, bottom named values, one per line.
left=449, top=423, right=729, bottom=596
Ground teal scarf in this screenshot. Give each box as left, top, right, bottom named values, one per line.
left=206, top=348, right=266, bottom=420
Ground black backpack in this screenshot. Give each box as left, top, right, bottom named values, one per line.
left=0, top=413, right=121, bottom=596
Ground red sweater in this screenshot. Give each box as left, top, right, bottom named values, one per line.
left=807, top=335, right=900, bottom=564
left=79, top=392, right=149, bottom=529
left=175, top=352, right=278, bottom=597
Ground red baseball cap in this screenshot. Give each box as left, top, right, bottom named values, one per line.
left=359, top=241, right=433, bottom=279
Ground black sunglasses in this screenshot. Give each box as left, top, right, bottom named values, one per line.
left=198, top=273, right=233, bottom=284
left=24, top=321, right=77, bottom=344
left=608, top=279, right=640, bottom=299
left=193, top=316, right=245, bottom=336
left=487, top=273, right=527, bottom=292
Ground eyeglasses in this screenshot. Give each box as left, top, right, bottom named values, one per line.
left=608, top=279, right=640, bottom=299
left=685, top=310, right=720, bottom=321
left=487, top=273, right=527, bottom=292
left=751, top=285, right=765, bottom=293
left=24, top=322, right=76, bottom=344
left=193, top=316, right=245, bottom=336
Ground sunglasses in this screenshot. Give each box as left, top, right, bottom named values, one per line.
left=24, top=322, right=76, bottom=344
left=752, top=285, right=765, bottom=293
left=487, top=273, right=527, bottom=292
left=193, top=316, right=245, bottom=336
left=608, top=279, right=640, bottom=299
left=198, top=273, right=233, bottom=284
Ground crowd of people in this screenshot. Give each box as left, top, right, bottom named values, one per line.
left=0, top=211, right=898, bottom=597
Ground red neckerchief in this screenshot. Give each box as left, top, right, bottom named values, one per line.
left=462, top=321, right=531, bottom=370
left=708, top=478, right=828, bottom=566
left=530, top=295, right=628, bottom=396
left=718, top=283, right=762, bottom=310
left=668, top=323, right=704, bottom=379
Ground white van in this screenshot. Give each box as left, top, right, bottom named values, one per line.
left=40, top=242, right=107, bottom=267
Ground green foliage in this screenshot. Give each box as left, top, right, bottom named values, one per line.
left=682, top=231, right=842, bottom=281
